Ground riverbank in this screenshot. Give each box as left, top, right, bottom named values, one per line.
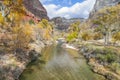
left=0, top=40, right=53, bottom=80
left=61, top=41, right=120, bottom=80
left=79, top=44, right=120, bottom=80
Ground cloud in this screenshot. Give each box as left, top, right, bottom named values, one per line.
left=43, top=0, right=96, bottom=19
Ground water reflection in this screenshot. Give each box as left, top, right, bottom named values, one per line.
left=19, top=45, right=106, bottom=80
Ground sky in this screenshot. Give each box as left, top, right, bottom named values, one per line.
left=40, top=0, right=96, bottom=19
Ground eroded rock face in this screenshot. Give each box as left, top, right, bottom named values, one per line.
left=94, top=0, right=119, bottom=11
left=23, top=0, right=49, bottom=21
left=90, top=0, right=120, bottom=17
left=51, top=17, right=84, bottom=30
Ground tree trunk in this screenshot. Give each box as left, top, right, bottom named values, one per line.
left=104, top=31, right=109, bottom=46
left=104, top=35, right=107, bottom=45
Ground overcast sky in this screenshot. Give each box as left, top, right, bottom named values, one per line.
left=40, top=0, right=96, bottom=19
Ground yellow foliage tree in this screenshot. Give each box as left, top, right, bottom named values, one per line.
left=1, top=0, right=25, bottom=25
left=67, top=21, right=80, bottom=42
left=12, top=23, right=33, bottom=49
left=35, top=19, right=53, bottom=40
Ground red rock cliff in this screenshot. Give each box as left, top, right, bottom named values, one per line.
left=23, top=0, right=49, bottom=21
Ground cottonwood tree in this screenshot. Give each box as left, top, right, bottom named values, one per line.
left=34, top=19, right=53, bottom=41
left=66, top=21, right=80, bottom=42
left=92, top=5, right=120, bottom=45
left=0, top=0, right=25, bottom=20
left=0, top=0, right=31, bottom=51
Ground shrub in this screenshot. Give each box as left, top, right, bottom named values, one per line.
left=111, top=62, right=120, bottom=73
left=96, top=48, right=118, bottom=63
left=29, top=19, right=35, bottom=25
left=12, top=23, right=33, bottom=50
left=66, top=32, right=78, bottom=42
left=93, top=32, right=103, bottom=40
left=81, top=32, right=92, bottom=41
left=112, top=32, right=120, bottom=43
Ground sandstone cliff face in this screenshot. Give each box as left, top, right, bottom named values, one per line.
left=90, top=0, right=120, bottom=17
left=23, top=0, right=49, bottom=21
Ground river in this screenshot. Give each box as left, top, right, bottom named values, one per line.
left=19, top=44, right=106, bottom=80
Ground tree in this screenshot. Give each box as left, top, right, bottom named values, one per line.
left=66, top=31, right=78, bottom=42
left=77, top=21, right=93, bottom=42
left=68, top=21, right=80, bottom=32
left=1, top=0, right=25, bottom=26
left=34, top=19, right=53, bottom=41
left=92, top=5, right=120, bottom=45
left=67, top=21, right=80, bottom=42
left=0, top=0, right=27, bottom=50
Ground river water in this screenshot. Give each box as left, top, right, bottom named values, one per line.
left=19, top=44, right=106, bottom=80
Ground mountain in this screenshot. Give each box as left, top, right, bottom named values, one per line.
left=23, top=0, right=49, bottom=21
left=51, top=17, right=84, bottom=30
left=90, top=0, right=120, bottom=17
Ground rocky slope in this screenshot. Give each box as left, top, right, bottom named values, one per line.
left=90, top=0, right=120, bottom=17
left=0, top=41, right=46, bottom=80
left=23, top=0, right=49, bottom=21
left=0, top=0, right=50, bottom=80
